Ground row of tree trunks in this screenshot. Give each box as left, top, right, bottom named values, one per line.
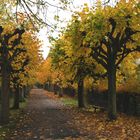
left=13, top=87, right=20, bottom=109
left=13, top=86, right=30, bottom=109
left=0, top=85, right=30, bottom=125
left=44, top=74, right=116, bottom=120
left=45, top=80, right=85, bottom=108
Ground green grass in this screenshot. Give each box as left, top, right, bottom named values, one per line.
left=60, top=97, right=78, bottom=107
left=0, top=100, right=27, bottom=140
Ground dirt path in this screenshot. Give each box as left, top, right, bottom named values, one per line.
left=6, top=89, right=89, bottom=140
left=5, top=89, right=140, bottom=140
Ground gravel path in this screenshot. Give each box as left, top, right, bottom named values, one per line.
left=6, top=89, right=86, bottom=140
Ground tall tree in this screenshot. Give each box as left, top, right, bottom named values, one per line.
left=0, top=25, right=25, bottom=124
left=84, top=0, right=140, bottom=120
left=50, top=11, right=104, bottom=107
left=50, top=0, right=140, bottom=119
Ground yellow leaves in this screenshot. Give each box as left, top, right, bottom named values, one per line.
left=49, top=0, right=140, bottom=94
left=36, top=58, right=53, bottom=84
left=84, top=76, right=94, bottom=90
left=121, top=54, right=137, bottom=76
left=10, top=30, right=42, bottom=87
left=119, top=78, right=140, bottom=93
left=74, top=47, right=91, bottom=58
left=82, top=3, right=89, bottom=13
left=117, top=53, right=140, bottom=92
left=65, top=107, right=139, bottom=139
left=1, top=23, right=15, bottom=35
left=0, top=1, right=42, bottom=88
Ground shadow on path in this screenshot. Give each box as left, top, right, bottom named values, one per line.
left=6, top=89, right=87, bottom=140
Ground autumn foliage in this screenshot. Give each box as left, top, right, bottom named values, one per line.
left=37, top=0, right=140, bottom=120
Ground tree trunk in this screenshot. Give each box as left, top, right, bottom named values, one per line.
left=23, top=86, right=27, bottom=98
left=108, top=61, right=117, bottom=120
left=48, top=82, right=50, bottom=91
left=59, top=87, right=63, bottom=97
left=13, top=87, right=20, bottom=109
left=78, top=79, right=85, bottom=108
left=1, top=63, right=10, bottom=124
left=19, top=87, right=25, bottom=102
left=54, top=84, right=57, bottom=95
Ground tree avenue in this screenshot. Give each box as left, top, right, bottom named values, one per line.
left=49, top=0, right=140, bottom=120
left=87, top=0, right=140, bottom=120
left=0, top=0, right=72, bottom=125
left=0, top=0, right=139, bottom=128
left=0, top=25, right=25, bottom=124
left=50, top=14, right=104, bottom=107
left=0, top=19, right=42, bottom=124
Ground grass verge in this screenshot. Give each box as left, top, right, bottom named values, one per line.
left=60, top=97, right=78, bottom=107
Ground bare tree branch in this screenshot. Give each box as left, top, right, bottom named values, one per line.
left=22, top=0, right=56, bottom=29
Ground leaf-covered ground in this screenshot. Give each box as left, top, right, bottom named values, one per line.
left=4, top=89, right=140, bottom=140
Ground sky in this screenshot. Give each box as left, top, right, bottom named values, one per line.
left=38, top=0, right=96, bottom=59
